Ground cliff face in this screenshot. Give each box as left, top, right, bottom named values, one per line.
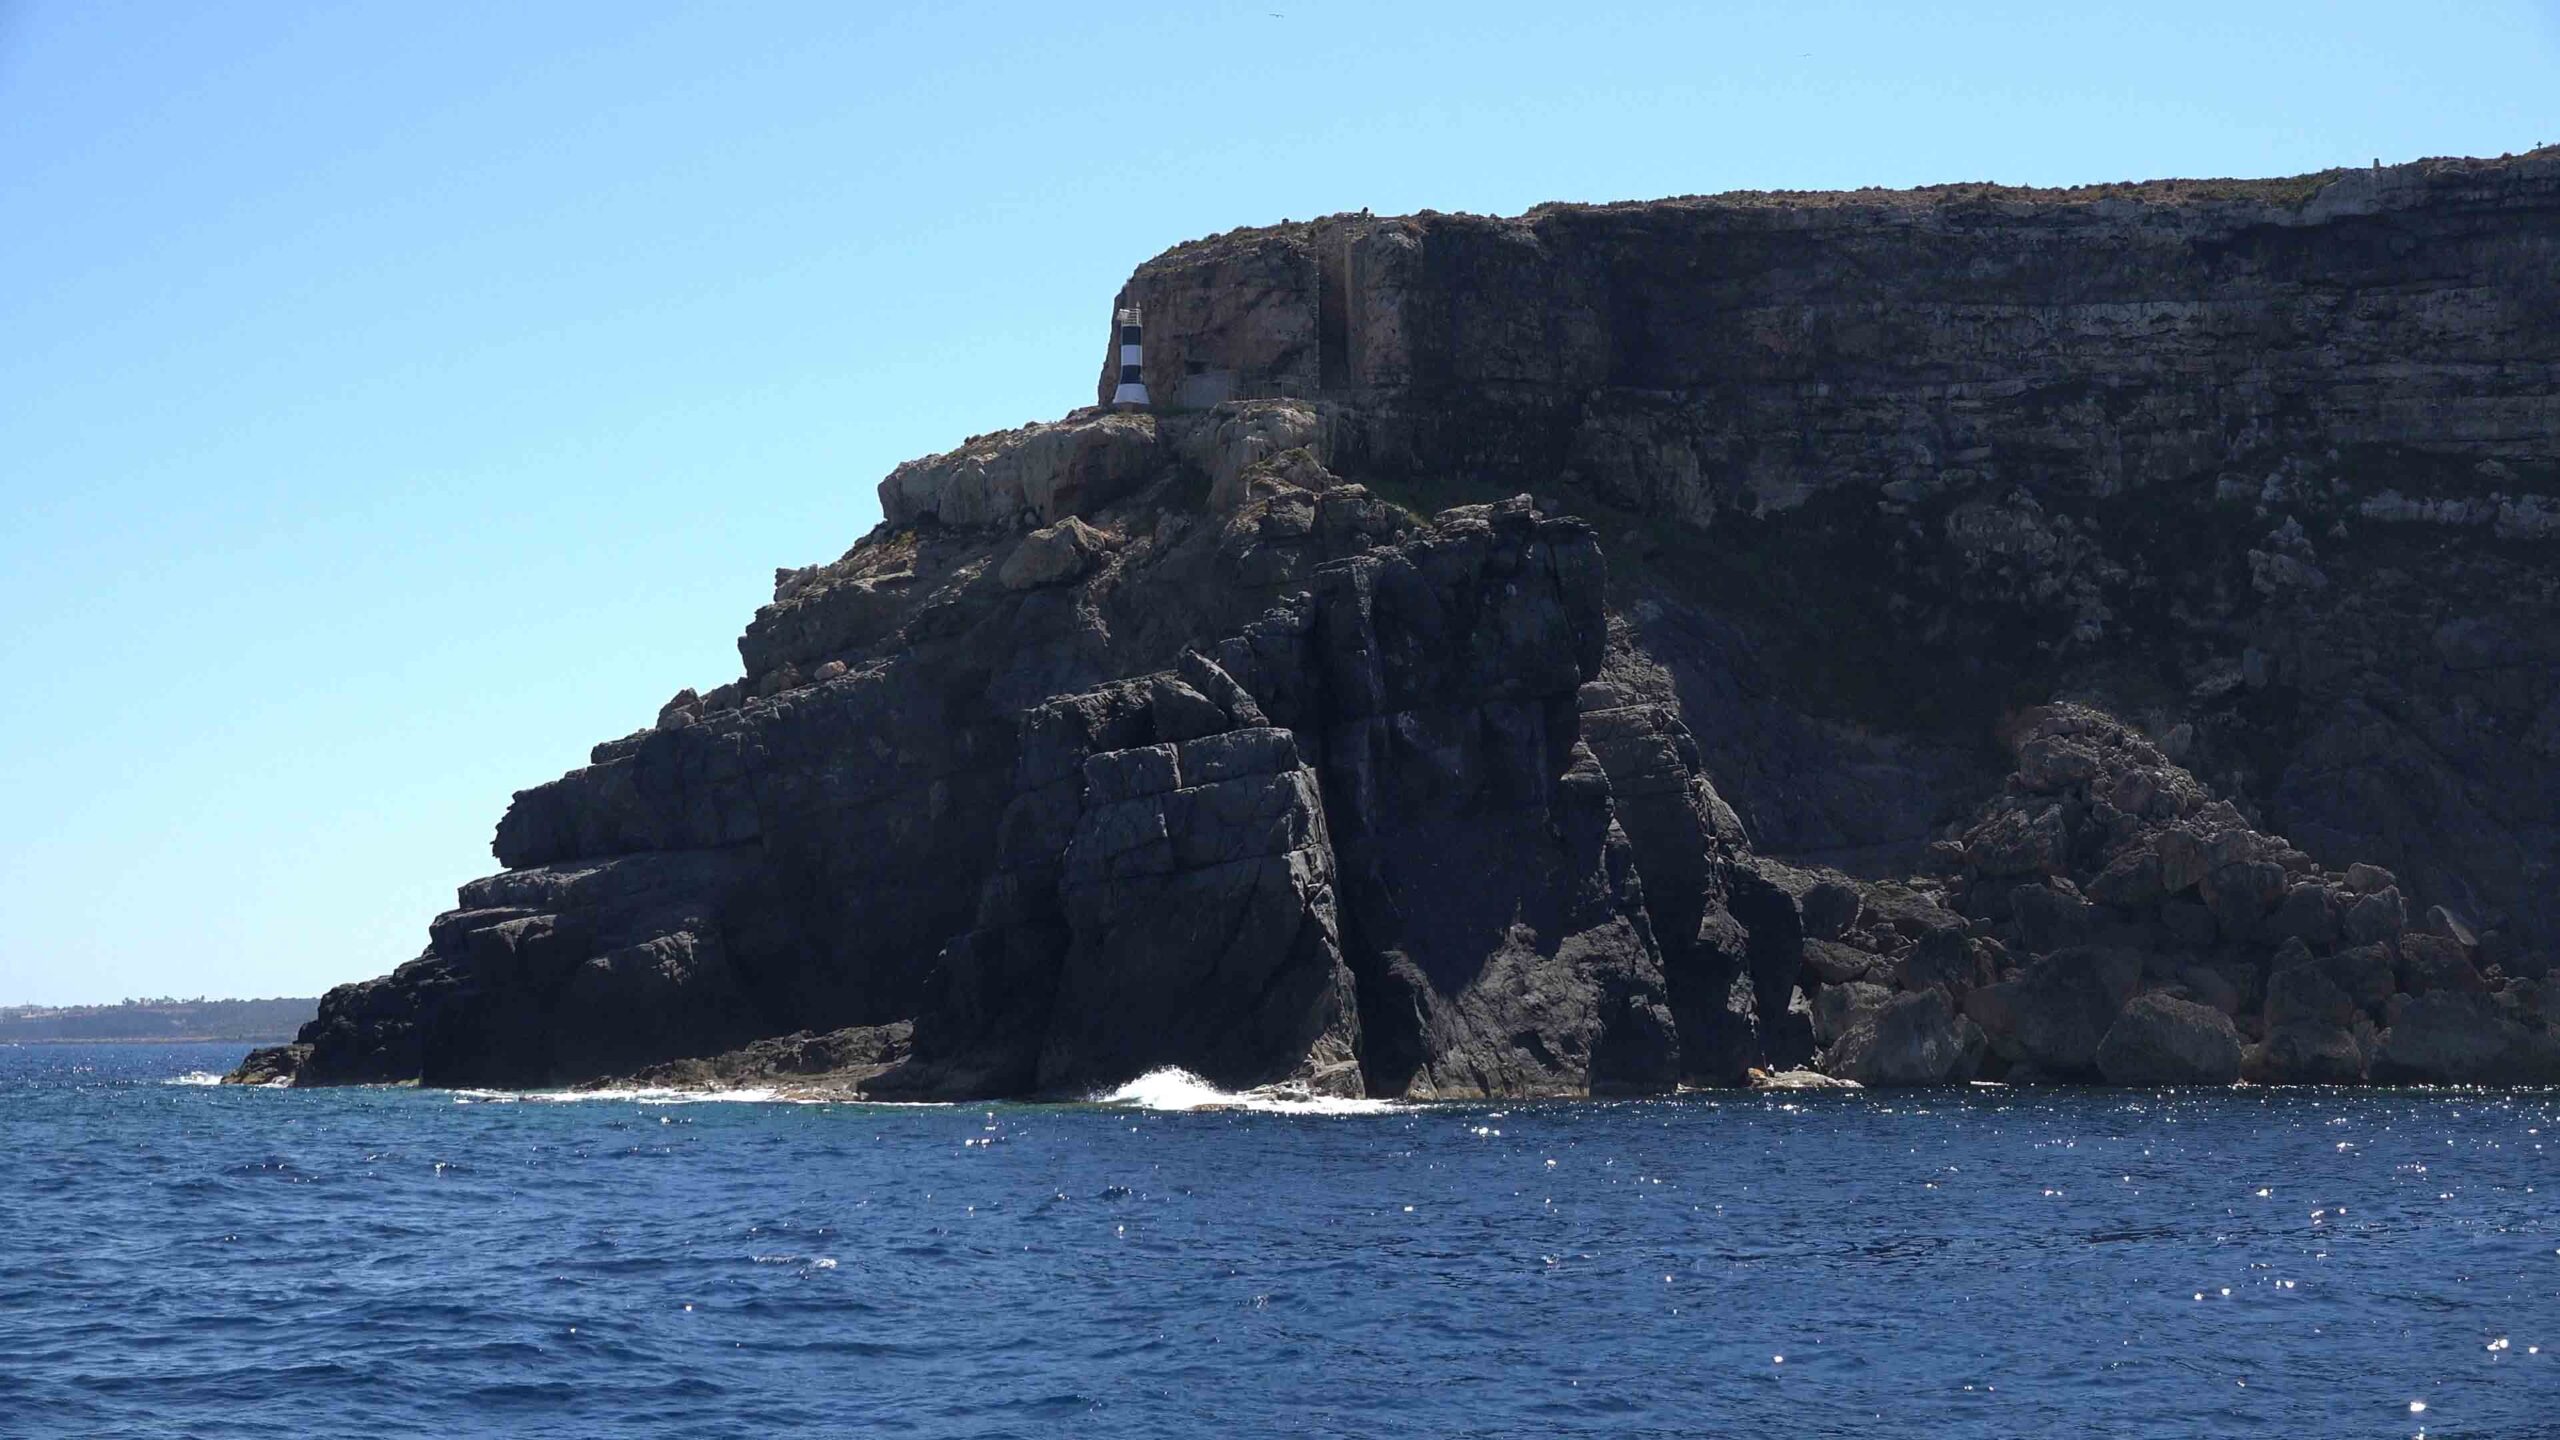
left=242, top=151, right=2560, bottom=1095
left=1112, top=157, right=2558, bottom=509
left=1115, top=150, right=2560, bottom=950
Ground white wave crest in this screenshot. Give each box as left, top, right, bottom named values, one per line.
left=443, top=1084, right=954, bottom=1107
left=1094, top=1067, right=1395, bottom=1115
left=450, top=1086, right=794, bottom=1105
left=163, top=1071, right=226, bottom=1087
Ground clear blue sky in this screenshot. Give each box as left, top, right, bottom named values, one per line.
left=2, top=1, right=2553, bottom=1006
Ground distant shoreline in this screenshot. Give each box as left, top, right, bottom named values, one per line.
left=1, top=1035, right=298, bottom=1047
left=1, top=998, right=317, bottom=1046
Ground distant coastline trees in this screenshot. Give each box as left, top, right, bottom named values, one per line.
left=0, top=996, right=317, bottom=1043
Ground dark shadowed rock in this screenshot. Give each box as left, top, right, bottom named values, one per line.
left=1805, top=938, right=1886, bottom=986
left=2248, top=1021, right=2368, bottom=1085
left=1966, top=947, right=2141, bottom=1077
left=2396, top=934, right=2488, bottom=997
left=1799, top=879, right=1864, bottom=941
left=1812, top=981, right=1892, bottom=1048
left=220, top=1044, right=310, bottom=1086
left=2096, top=993, right=2242, bottom=1086
left=2012, top=881, right=2097, bottom=952
left=1895, top=929, right=1994, bottom=1000
left=2419, top=905, right=2480, bottom=950
left=615, top=1023, right=915, bottom=1097
left=2372, top=992, right=2560, bottom=1084
left=2342, top=888, right=2409, bottom=947
left=1822, top=989, right=1983, bottom=1087
left=2264, top=955, right=2358, bottom=1032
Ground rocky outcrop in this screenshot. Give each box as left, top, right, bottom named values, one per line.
left=1773, top=703, right=2560, bottom=1086
left=244, top=151, right=2560, bottom=1095
left=604, top=1022, right=916, bottom=1099
left=220, top=1043, right=310, bottom=1086
left=998, top=517, right=1115, bottom=590
left=265, top=460, right=1778, bottom=1098
left=879, top=413, right=1158, bottom=529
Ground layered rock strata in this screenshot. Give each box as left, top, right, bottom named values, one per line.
left=1112, top=149, right=2560, bottom=958
left=233, top=150, right=2560, bottom=1093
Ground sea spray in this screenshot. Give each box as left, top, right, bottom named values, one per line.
left=1094, top=1066, right=1397, bottom=1115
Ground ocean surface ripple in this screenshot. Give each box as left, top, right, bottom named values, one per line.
left=4, top=1044, right=2554, bottom=1437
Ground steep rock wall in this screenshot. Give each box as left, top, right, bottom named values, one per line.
left=1111, top=150, right=2560, bottom=961
left=1114, top=154, right=2560, bottom=513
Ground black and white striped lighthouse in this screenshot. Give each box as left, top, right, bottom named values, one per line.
left=1110, top=305, right=1149, bottom=409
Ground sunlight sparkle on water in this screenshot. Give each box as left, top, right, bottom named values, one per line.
left=22, top=1045, right=2560, bottom=1436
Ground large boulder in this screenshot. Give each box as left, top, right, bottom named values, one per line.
left=2264, top=943, right=2397, bottom=1033
left=2371, top=993, right=2560, bottom=1084
left=1966, top=946, right=2142, bottom=1077
left=1895, top=929, right=1996, bottom=1000
left=2342, top=887, right=2409, bottom=946
left=879, top=412, right=1158, bottom=529
left=2395, top=934, right=2487, bottom=996
left=1822, top=989, right=1984, bottom=1086
left=999, top=517, right=1115, bottom=590
left=2095, top=992, right=2242, bottom=1086
left=2200, top=858, right=2288, bottom=938
left=1805, top=938, right=1887, bottom=985
left=2247, top=1022, right=2369, bottom=1084
left=1798, top=878, right=1865, bottom=941
left=1812, top=980, right=1893, bottom=1047
left=2011, top=881, right=2096, bottom=951
left=1174, top=399, right=1328, bottom=515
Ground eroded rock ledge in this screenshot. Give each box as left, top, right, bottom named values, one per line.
left=232, top=151, right=2560, bottom=1095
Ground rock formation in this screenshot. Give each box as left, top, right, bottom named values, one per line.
left=232, top=149, right=2560, bottom=1094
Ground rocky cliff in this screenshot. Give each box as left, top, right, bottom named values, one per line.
left=235, top=149, right=2560, bottom=1095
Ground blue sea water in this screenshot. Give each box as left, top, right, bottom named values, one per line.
left=2, top=1043, right=2554, bottom=1438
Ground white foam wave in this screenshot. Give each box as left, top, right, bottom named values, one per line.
left=1095, top=1067, right=1396, bottom=1115
left=442, top=1085, right=958, bottom=1107
left=163, top=1071, right=226, bottom=1087
left=450, top=1085, right=794, bottom=1105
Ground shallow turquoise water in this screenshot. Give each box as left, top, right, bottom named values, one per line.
left=3, top=1042, right=2554, bottom=1437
